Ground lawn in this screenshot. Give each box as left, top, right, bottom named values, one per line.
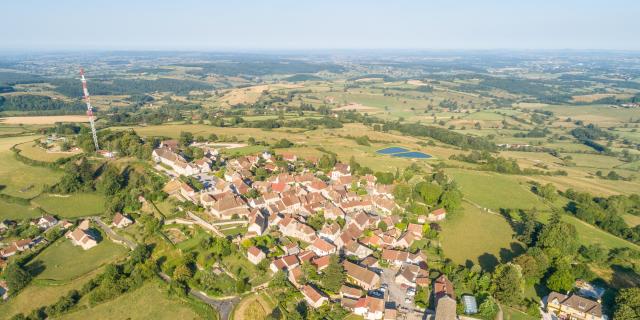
left=222, top=253, right=271, bottom=286
left=28, top=235, right=128, bottom=282
left=440, top=202, right=524, bottom=271
left=0, top=136, right=63, bottom=199
left=445, top=168, right=549, bottom=212
left=59, top=281, right=202, bottom=320
left=0, top=268, right=102, bottom=319
left=32, top=193, right=106, bottom=218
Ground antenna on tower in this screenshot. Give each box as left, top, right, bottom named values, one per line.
left=79, top=68, right=100, bottom=151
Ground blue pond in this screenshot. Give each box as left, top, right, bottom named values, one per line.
left=376, top=147, right=409, bottom=154
left=376, top=147, right=432, bottom=159
left=392, top=151, right=431, bottom=159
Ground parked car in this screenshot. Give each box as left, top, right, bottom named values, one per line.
left=406, top=288, right=416, bottom=296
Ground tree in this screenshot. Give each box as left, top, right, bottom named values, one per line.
left=613, top=288, right=640, bottom=320
left=179, top=131, right=193, bottom=147
left=537, top=212, right=579, bottom=257
left=321, top=255, right=344, bottom=292
left=491, top=263, right=524, bottom=306
left=416, top=181, right=443, bottom=205
left=478, top=296, right=499, bottom=319
left=439, top=183, right=462, bottom=211
left=546, top=268, right=574, bottom=292
left=4, top=263, right=32, bottom=293
left=96, top=165, right=123, bottom=196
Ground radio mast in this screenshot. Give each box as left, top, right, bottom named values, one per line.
left=79, top=68, right=100, bottom=151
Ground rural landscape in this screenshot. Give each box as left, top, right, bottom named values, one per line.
left=0, top=50, right=638, bottom=320
left=1, top=1, right=640, bottom=319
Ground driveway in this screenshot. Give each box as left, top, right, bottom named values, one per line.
left=92, top=217, right=138, bottom=250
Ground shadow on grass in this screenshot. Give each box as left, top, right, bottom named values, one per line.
left=26, top=259, right=46, bottom=277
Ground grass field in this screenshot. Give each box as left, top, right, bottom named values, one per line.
left=440, top=202, right=523, bottom=271
left=16, top=141, right=80, bottom=162
left=28, top=236, right=128, bottom=282
left=445, top=168, right=549, bottom=212
left=32, top=193, right=106, bottom=218
left=0, top=136, right=62, bottom=199
left=0, top=268, right=102, bottom=319
left=232, top=292, right=276, bottom=320
left=59, top=281, right=202, bottom=320
left=0, top=198, right=42, bottom=220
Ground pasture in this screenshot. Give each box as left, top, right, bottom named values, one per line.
left=233, top=292, right=276, bottom=320
left=32, top=193, right=106, bottom=218
left=0, top=199, right=41, bottom=220
left=440, top=203, right=523, bottom=271
left=60, top=281, right=202, bottom=320
left=28, top=236, right=128, bottom=282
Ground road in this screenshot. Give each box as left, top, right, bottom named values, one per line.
left=92, top=217, right=138, bottom=250
left=159, top=272, right=240, bottom=320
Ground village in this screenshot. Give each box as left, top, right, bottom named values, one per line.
left=0, top=135, right=610, bottom=320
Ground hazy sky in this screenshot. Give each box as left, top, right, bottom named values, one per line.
left=3, top=0, right=639, bottom=50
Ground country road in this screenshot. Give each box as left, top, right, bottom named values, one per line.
left=92, top=217, right=138, bottom=250
left=158, top=272, right=240, bottom=320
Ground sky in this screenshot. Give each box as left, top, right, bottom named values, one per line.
left=2, top=0, right=640, bottom=51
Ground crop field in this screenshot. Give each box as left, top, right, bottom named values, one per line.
left=28, top=236, right=128, bottom=282
left=0, top=115, right=90, bottom=125
left=32, top=193, right=106, bottom=218
left=440, top=202, right=523, bottom=270
left=0, top=136, right=62, bottom=199
left=60, top=281, right=202, bottom=320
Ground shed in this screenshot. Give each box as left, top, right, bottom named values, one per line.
left=462, top=295, right=478, bottom=314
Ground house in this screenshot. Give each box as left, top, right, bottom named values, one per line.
left=58, top=220, right=74, bottom=229
left=35, top=215, right=58, bottom=229
left=311, top=255, right=331, bottom=271
left=288, top=265, right=305, bottom=288
left=381, top=249, right=409, bottom=266
left=330, top=163, right=351, bottom=180
left=383, top=308, right=397, bottom=320
left=309, top=237, right=337, bottom=257
left=319, top=223, right=341, bottom=242
left=340, top=284, right=362, bottom=299
left=546, top=292, right=604, bottom=320
left=353, top=296, right=385, bottom=320
left=13, top=239, right=33, bottom=251
left=344, top=260, right=380, bottom=290
left=160, top=139, right=179, bottom=152
left=343, top=241, right=374, bottom=259
left=394, top=232, right=417, bottom=249
left=247, top=246, right=266, bottom=265
left=66, top=228, right=98, bottom=250
left=247, top=211, right=268, bottom=236
left=111, top=213, right=133, bottom=229
left=395, top=264, right=429, bottom=288
left=209, top=193, right=250, bottom=219
left=301, top=285, right=328, bottom=309
left=434, top=274, right=455, bottom=300
left=270, top=254, right=299, bottom=273
left=428, top=208, right=447, bottom=222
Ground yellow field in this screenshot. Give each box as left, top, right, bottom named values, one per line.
left=0, top=115, right=90, bottom=124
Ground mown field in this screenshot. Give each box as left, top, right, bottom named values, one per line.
left=32, top=193, right=106, bottom=218
left=440, top=202, right=523, bottom=270
left=15, top=141, right=80, bottom=162
left=28, top=236, right=128, bottom=282
left=0, top=136, right=62, bottom=199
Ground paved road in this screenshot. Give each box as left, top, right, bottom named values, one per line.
left=159, top=272, right=240, bottom=320
left=92, top=217, right=138, bottom=250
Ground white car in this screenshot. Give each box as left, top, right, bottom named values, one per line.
left=406, top=288, right=416, bottom=296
